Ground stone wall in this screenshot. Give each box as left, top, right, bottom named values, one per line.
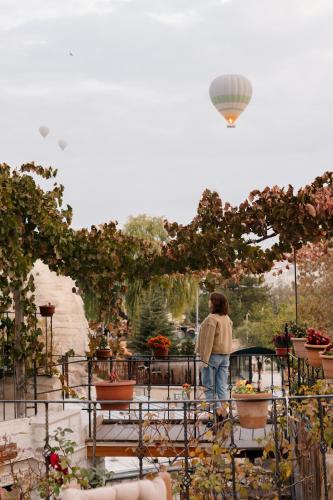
left=32, top=260, right=88, bottom=356
left=0, top=409, right=87, bottom=488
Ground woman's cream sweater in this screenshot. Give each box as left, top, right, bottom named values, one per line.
left=196, top=313, right=233, bottom=364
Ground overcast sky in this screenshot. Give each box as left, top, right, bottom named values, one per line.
left=1, top=0, right=333, bottom=228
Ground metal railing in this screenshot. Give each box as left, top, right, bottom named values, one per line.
left=1, top=394, right=332, bottom=500
left=0, top=351, right=316, bottom=421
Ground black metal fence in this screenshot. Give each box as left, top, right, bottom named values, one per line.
left=1, top=393, right=332, bottom=500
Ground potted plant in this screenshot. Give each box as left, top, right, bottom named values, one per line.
left=272, top=333, right=292, bottom=357
left=39, top=302, right=55, bottom=317
left=319, top=344, right=333, bottom=378
left=182, top=383, right=191, bottom=400
left=289, top=322, right=307, bottom=359
left=304, top=328, right=330, bottom=368
left=95, top=370, right=136, bottom=410
left=147, top=335, right=171, bottom=358
left=232, top=380, right=271, bottom=429
left=95, top=338, right=136, bottom=410
left=95, top=335, right=112, bottom=360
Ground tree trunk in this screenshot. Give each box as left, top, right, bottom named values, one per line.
left=13, top=288, right=26, bottom=418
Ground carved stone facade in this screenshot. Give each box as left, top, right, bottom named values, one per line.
left=32, top=260, right=88, bottom=356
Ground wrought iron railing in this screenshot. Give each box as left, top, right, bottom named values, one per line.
left=0, top=394, right=332, bottom=499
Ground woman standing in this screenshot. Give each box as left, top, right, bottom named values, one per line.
left=196, top=292, right=232, bottom=416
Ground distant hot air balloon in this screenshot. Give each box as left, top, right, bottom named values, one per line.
left=58, top=139, right=68, bottom=151
left=209, top=74, right=252, bottom=128
left=39, top=126, right=50, bottom=138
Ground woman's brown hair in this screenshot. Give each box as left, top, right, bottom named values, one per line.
left=210, top=292, right=229, bottom=315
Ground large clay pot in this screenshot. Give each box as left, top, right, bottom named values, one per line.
left=304, top=344, right=325, bottom=368
left=154, top=347, right=169, bottom=358
left=319, top=353, right=333, bottom=378
left=291, top=338, right=307, bottom=359
left=275, top=347, right=289, bottom=357
left=95, top=349, right=112, bottom=360
left=232, top=392, right=271, bottom=429
left=95, top=380, right=136, bottom=410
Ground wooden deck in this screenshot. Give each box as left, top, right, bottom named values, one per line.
left=87, top=420, right=272, bottom=457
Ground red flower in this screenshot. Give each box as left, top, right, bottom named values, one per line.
left=306, top=328, right=330, bottom=346
left=147, top=335, right=171, bottom=349
left=49, top=452, right=69, bottom=475
left=49, top=452, right=59, bottom=468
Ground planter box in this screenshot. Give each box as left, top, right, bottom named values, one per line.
left=153, top=348, right=169, bottom=358
left=291, top=338, right=307, bottom=359
left=232, top=392, right=271, bottom=429
left=95, top=349, right=112, bottom=360
left=275, top=347, right=290, bottom=357
left=304, top=344, right=325, bottom=368
left=95, top=380, right=136, bottom=410
left=39, top=305, right=55, bottom=317
left=320, top=353, right=333, bottom=378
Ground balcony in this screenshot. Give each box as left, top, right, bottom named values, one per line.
left=0, top=350, right=331, bottom=498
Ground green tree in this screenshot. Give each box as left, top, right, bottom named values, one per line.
left=124, top=214, right=168, bottom=251
left=235, top=300, right=295, bottom=348
left=130, top=289, right=174, bottom=354
left=123, top=215, right=197, bottom=321
left=0, top=163, right=72, bottom=412
left=187, top=276, right=270, bottom=328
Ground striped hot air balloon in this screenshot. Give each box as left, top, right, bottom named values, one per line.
left=209, top=74, right=252, bottom=128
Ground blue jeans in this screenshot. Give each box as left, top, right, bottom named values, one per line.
left=202, top=353, right=230, bottom=408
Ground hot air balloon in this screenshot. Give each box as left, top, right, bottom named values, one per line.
left=58, top=139, right=68, bottom=151
left=209, top=74, right=252, bottom=128
left=39, top=126, right=50, bottom=138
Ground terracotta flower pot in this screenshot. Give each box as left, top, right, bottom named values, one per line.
left=95, top=380, right=136, bottom=410
left=291, top=338, right=307, bottom=359
left=39, top=304, right=55, bottom=317
left=232, top=392, right=271, bottom=429
left=154, top=347, right=169, bottom=358
left=95, top=349, right=112, bottom=360
left=275, top=347, right=289, bottom=357
left=304, top=344, right=325, bottom=368
left=319, top=353, right=333, bottom=378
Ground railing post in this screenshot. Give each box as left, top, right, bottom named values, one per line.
left=249, top=355, right=253, bottom=383
left=318, top=398, right=329, bottom=500
left=93, top=402, right=97, bottom=468
left=138, top=402, right=144, bottom=479
left=88, top=357, right=93, bottom=438
left=44, top=401, right=50, bottom=500
left=285, top=323, right=291, bottom=393
left=167, top=356, right=170, bottom=400
left=33, top=359, right=37, bottom=415
left=273, top=398, right=282, bottom=500
left=182, top=401, right=191, bottom=500
left=193, top=356, right=197, bottom=401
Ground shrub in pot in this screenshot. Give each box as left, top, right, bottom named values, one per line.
left=272, top=333, right=292, bottom=357
left=304, top=328, right=330, bottom=368
left=95, top=370, right=136, bottom=411
left=147, top=335, right=171, bottom=358
left=95, top=335, right=112, bottom=360
left=232, top=380, right=271, bottom=429
left=319, top=344, right=333, bottom=378
left=95, top=338, right=136, bottom=410
left=289, top=322, right=307, bottom=359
